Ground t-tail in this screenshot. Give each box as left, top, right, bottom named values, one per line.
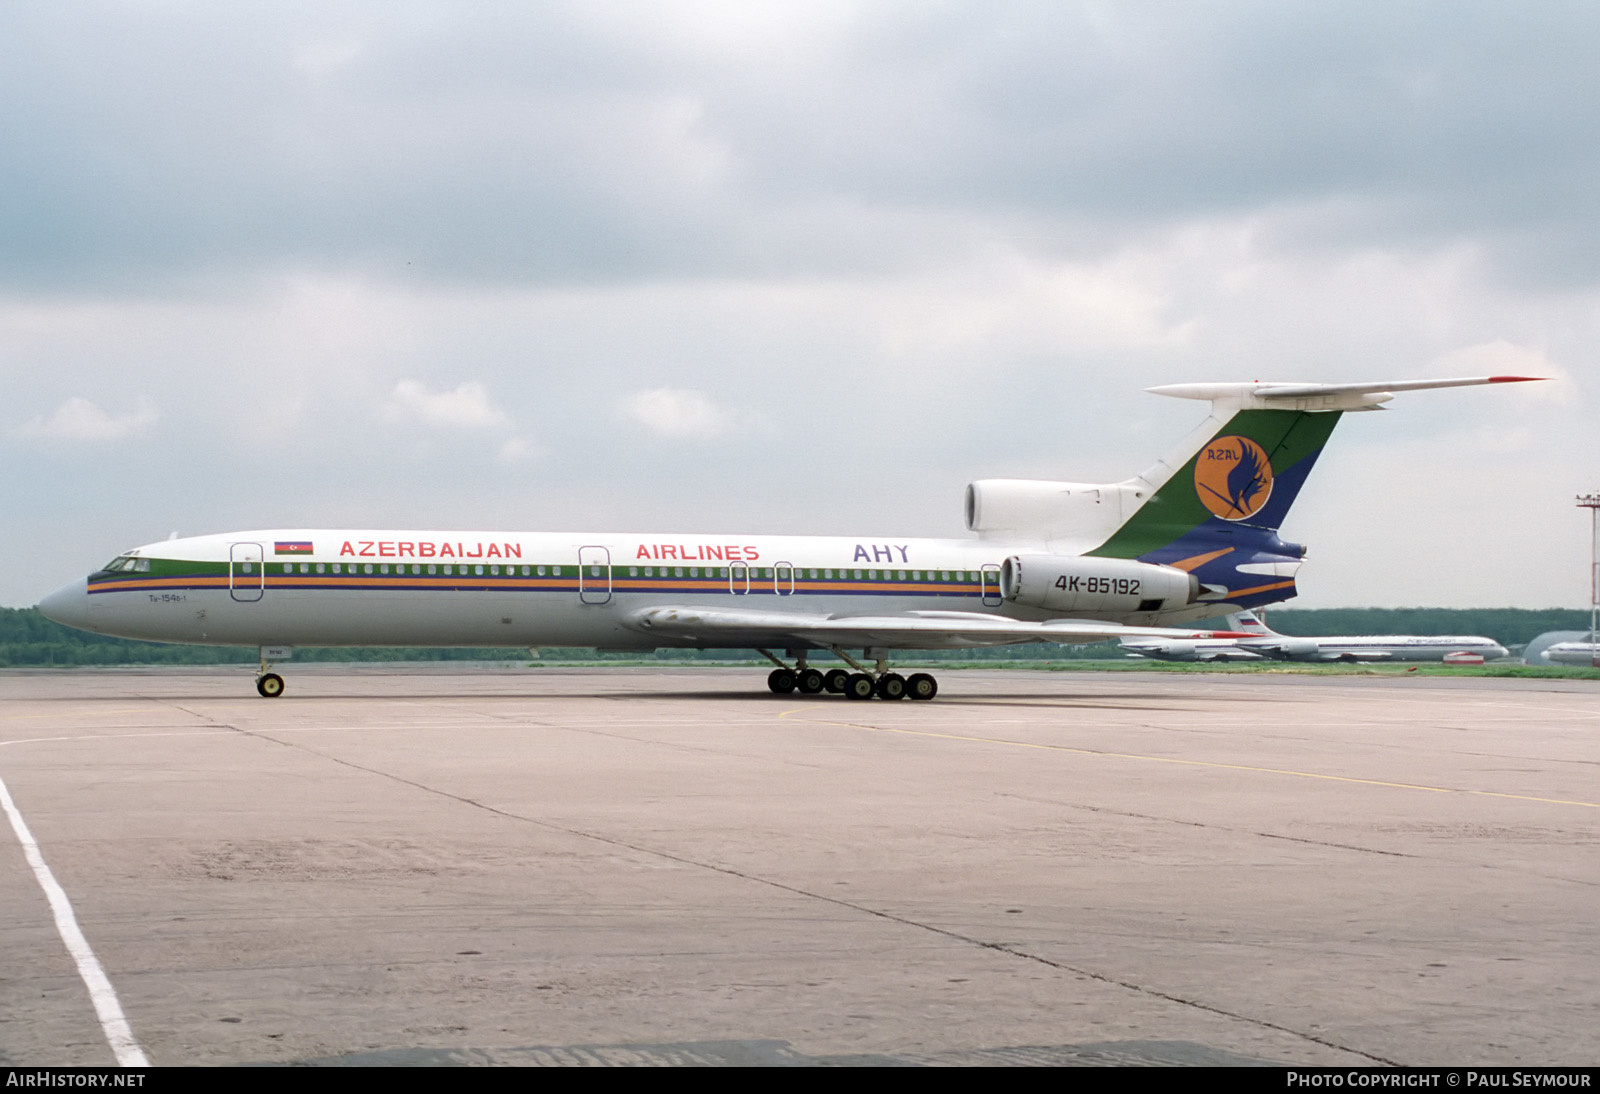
left=1089, top=377, right=1542, bottom=611
left=967, top=376, right=1541, bottom=620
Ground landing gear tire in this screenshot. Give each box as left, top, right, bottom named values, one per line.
left=256, top=672, right=285, bottom=699
left=797, top=668, right=826, bottom=694
left=767, top=668, right=797, bottom=694
left=875, top=673, right=907, bottom=700
left=906, top=673, right=938, bottom=701
left=844, top=673, right=876, bottom=700
left=823, top=669, right=850, bottom=694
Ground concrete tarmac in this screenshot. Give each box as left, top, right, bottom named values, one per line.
left=0, top=666, right=1595, bottom=1067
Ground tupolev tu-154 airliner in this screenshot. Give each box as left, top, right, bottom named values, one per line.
left=38, top=376, right=1537, bottom=700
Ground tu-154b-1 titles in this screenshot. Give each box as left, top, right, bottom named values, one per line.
left=39, top=376, right=1538, bottom=699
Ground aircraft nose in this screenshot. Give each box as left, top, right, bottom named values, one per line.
left=38, top=580, right=93, bottom=632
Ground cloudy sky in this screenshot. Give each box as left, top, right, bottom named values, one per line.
left=4, top=1, right=1595, bottom=609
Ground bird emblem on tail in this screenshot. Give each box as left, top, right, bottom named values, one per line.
left=1194, top=435, right=1274, bottom=521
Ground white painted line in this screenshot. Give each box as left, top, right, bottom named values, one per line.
left=0, top=772, right=150, bottom=1067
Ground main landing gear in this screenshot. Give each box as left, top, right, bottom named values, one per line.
left=759, top=648, right=939, bottom=701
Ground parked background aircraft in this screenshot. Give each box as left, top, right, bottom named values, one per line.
left=1543, top=640, right=1600, bottom=666
left=1120, top=609, right=1272, bottom=661
left=1123, top=609, right=1509, bottom=663
left=38, top=377, right=1536, bottom=699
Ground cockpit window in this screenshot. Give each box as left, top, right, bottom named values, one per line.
left=99, top=556, right=150, bottom=573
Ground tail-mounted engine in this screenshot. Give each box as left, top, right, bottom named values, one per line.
left=1000, top=554, right=1199, bottom=614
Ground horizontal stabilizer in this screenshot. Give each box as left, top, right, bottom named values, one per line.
left=1148, top=375, right=1544, bottom=412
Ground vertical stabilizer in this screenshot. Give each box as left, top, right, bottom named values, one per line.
left=1223, top=609, right=1275, bottom=637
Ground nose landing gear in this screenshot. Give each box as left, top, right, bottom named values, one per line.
left=255, top=646, right=289, bottom=698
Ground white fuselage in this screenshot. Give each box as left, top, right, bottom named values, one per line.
left=1125, top=632, right=1507, bottom=663
left=1119, top=638, right=1266, bottom=662
left=1543, top=641, right=1600, bottom=666
left=1246, top=634, right=1508, bottom=662
left=43, top=528, right=1192, bottom=652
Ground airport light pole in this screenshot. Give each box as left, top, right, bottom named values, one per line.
left=1580, top=493, right=1600, bottom=668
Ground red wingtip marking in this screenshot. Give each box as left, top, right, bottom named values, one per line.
left=1487, top=375, right=1547, bottom=383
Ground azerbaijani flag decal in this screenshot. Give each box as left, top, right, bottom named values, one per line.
left=275, top=541, right=314, bottom=555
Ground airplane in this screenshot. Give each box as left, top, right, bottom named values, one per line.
left=1122, top=609, right=1509, bottom=663
left=36, top=375, right=1539, bottom=700
left=1120, top=609, right=1272, bottom=661
left=1543, top=640, right=1600, bottom=667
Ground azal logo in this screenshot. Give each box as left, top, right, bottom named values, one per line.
left=1194, top=436, right=1273, bottom=521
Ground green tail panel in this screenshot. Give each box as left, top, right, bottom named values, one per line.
left=1090, top=408, right=1344, bottom=559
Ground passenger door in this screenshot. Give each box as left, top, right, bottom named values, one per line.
left=229, top=542, right=265, bottom=603
left=578, top=546, right=612, bottom=605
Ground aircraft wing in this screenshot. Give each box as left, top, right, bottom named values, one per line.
left=626, top=605, right=1244, bottom=650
